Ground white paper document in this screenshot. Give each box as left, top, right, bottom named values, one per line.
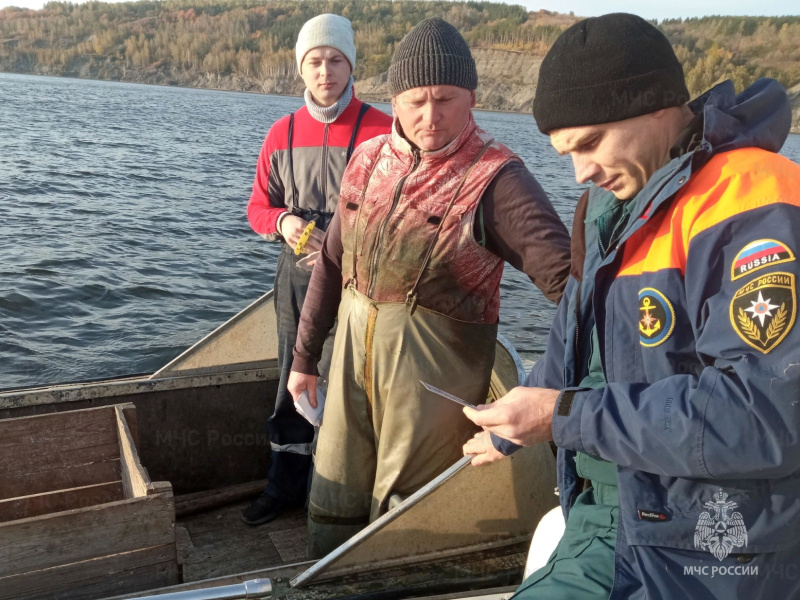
left=294, top=387, right=326, bottom=426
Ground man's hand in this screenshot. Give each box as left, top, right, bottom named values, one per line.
left=287, top=371, right=320, bottom=407
left=463, top=386, right=559, bottom=447
left=278, top=214, right=324, bottom=253
left=463, top=430, right=507, bottom=466
left=297, top=251, right=320, bottom=271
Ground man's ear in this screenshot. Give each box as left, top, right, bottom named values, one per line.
left=470, top=89, right=476, bottom=108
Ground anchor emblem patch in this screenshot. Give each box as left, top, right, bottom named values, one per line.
left=638, top=288, right=675, bottom=347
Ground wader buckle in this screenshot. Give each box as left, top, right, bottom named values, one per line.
left=406, top=291, right=419, bottom=315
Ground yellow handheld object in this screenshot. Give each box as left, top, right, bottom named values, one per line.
left=294, top=220, right=316, bottom=255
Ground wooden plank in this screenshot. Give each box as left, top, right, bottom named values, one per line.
left=148, top=480, right=173, bottom=496
left=0, top=405, right=117, bottom=462
left=0, top=438, right=119, bottom=478
left=180, top=500, right=306, bottom=543
left=268, top=526, right=308, bottom=564
left=175, top=524, right=194, bottom=565
left=0, top=481, right=123, bottom=523
left=116, top=405, right=150, bottom=499
left=174, top=478, right=267, bottom=517
left=177, top=500, right=301, bottom=582
left=0, top=493, right=175, bottom=578
left=119, top=402, right=140, bottom=448
left=0, top=406, right=121, bottom=499
left=180, top=530, right=282, bottom=582
left=0, top=459, right=121, bottom=502
left=0, top=544, right=179, bottom=600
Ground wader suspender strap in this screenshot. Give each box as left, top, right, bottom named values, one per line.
left=348, top=141, right=386, bottom=287
left=406, top=140, right=494, bottom=314
left=346, top=103, right=371, bottom=164
left=287, top=113, right=299, bottom=207
left=288, top=103, right=370, bottom=216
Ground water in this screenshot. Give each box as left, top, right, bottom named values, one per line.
left=1, top=74, right=799, bottom=390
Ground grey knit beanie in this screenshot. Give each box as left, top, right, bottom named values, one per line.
left=533, top=13, right=689, bottom=134
left=388, top=18, right=477, bottom=96
left=296, top=14, right=356, bottom=73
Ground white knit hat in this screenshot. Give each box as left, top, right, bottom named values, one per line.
left=296, top=14, right=356, bottom=74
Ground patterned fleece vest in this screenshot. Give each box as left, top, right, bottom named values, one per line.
left=339, top=116, right=519, bottom=324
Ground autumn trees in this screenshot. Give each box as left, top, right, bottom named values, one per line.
left=0, top=1, right=797, bottom=100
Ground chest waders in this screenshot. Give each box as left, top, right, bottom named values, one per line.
left=264, top=107, right=370, bottom=504
left=307, top=143, right=498, bottom=558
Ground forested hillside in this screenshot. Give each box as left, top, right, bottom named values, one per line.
left=1, top=1, right=798, bottom=130
left=0, top=1, right=554, bottom=83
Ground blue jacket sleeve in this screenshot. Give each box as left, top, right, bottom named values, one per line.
left=491, top=277, right=574, bottom=456
left=527, top=277, right=572, bottom=390
left=553, top=198, right=800, bottom=480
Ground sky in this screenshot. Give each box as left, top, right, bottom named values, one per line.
left=519, top=0, right=798, bottom=20
left=0, top=0, right=797, bottom=20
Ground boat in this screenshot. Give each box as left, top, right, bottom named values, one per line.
left=0, top=291, right=558, bottom=600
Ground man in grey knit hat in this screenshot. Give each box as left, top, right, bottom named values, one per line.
left=244, top=13, right=391, bottom=527
left=287, top=17, right=571, bottom=557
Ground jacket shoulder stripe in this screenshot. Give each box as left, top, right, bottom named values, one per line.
left=618, top=149, right=800, bottom=277
left=687, top=149, right=800, bottom=243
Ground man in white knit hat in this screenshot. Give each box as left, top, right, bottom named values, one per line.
left=244, top=13, right=391, bottom=526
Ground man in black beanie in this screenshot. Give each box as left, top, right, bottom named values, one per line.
left=464, top=12, right=800, bottom=600
left=287, top=16, right=571, bottom=557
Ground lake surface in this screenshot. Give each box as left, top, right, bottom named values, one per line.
left=1, top=73, right=799, bottom=389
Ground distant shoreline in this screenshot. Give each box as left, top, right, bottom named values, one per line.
left=0, top=70, right=532, bottom=115
left=2, top=71, right=797, bottom=134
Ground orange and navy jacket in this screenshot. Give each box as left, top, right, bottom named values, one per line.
left=524, top=79, right=800, bottom=596
left=247, top=97, right=392, bottom=240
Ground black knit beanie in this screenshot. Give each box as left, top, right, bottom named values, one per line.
left=533, top=13, right=690, bottom=134
left=388, top=18, right=477, bottom=96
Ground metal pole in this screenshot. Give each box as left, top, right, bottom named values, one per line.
left=290, top=457, right=473, bottom=588
left=122, top=578, right=272, bottom=600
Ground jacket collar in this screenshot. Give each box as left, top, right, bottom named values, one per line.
left=693, top=78, right=791, bottom=159
left=586, top=78, right=792, bottom=254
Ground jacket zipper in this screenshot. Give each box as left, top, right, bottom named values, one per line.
left=367, top=149, right=421, bottom=297
left=321, top=124, right=329, bottom=204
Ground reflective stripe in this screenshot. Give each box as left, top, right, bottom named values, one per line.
left=271, top=442, right=313, bottom=455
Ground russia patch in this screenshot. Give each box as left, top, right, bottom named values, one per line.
left=639, top=288, right=675, bottom=347
left=731, top=239, right=794, bottom=280
left=730, top=271, right=796, bottom=354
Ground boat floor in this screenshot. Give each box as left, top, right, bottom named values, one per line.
left=168, top=499, right=526, bottom=599
left=177, top=500, right=309, bottom=582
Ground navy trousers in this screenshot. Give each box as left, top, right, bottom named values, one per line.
left=265, top=246, right=335, bottom=503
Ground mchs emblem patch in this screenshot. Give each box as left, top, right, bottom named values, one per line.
left=694, top=489, right=748, bottom=561
left=730, top=271, right=796, bottom=354
left=731, top=239, right=794, bottom=280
